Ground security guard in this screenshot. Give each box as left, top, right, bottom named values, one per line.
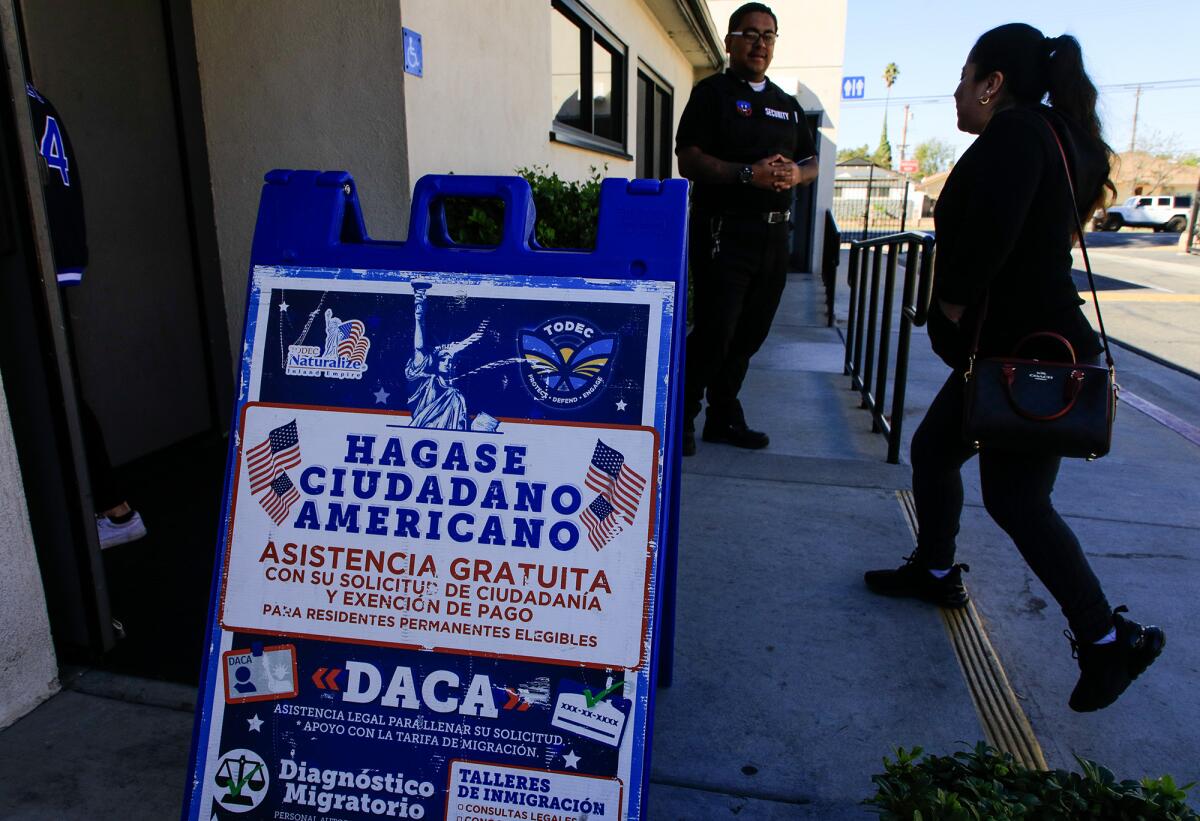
left=676, top=2, right=817, bottom=455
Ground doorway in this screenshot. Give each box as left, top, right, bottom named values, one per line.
left=791, top=110, right=822, bottom=272
left=6, top=0, right=232, bottom=683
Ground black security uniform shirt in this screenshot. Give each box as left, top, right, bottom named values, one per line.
left=26, top=84, right=87, bottom=286
left=676, top=70, right=816, bottom=214
left=930, top=104, right=1105, bottom=365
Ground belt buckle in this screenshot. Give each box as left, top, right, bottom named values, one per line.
left=764, top=210, right=789, bottom=224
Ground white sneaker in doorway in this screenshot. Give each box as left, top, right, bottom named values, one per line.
left=96, top=511, right=148, bottom=549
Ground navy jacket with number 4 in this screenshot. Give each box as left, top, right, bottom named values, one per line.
left=26, top=83, right=87, bottom=286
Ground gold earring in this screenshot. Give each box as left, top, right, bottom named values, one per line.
left=979, top=94, right=991, bottom=105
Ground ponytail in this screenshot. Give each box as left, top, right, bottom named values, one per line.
left=1044, top=33, right=1117, bottom=210
left=970, top=24, right=1115, bottom=207
left=1044, top=35, right=1102, bottom=148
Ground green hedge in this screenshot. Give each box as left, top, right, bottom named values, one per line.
left=867, top=743, right=1197, bottom=820
left=443, top=165, right=603, bottom=249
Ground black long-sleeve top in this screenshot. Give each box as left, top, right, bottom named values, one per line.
left=929, top=104, right=1107, bottom=367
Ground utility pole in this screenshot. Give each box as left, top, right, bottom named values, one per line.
left=1129, top=85, right=1142, bottom=153
left=1179, top=171, right=1200, bottom=254
left=898, top=104, right=911, bottom=162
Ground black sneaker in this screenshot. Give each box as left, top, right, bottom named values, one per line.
left=1067, top=606, right=1165, bottom=713
left=702, top=419, right=769, bottom=449
left=863, top=553, right=970, bottom=608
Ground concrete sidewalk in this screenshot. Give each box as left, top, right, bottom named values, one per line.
left=2, top=263, right=1196, bottom=819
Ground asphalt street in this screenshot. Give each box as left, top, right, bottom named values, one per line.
left=1071, top=231, right=1200, bottom=379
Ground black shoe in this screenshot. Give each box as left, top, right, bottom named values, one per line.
left=702, top=419, right=769, bottom=449
left=682, top=429, right=696, bottom=457
left=863, top=553, right=970, bottom=608
left=1067, top=606, right=1165, bottom=713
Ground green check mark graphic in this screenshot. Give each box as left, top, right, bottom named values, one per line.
left=583, top=680, right=624, bottom=708
left=227, top=762, right=262, bottom=798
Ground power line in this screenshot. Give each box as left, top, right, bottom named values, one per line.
left=1102, top=78, right=1200, bottom=90
left=842, top=78, right=1200, bottom=108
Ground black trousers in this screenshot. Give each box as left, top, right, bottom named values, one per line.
left=684, top=213, right=789, bottom=427
left=912, top=373, right=1113, bottom=643
left=79, top=400, right=124, bottom=514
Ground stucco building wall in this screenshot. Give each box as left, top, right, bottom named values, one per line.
left=400, top=0, right=699, bottom=187
left=0, top=373, right=58, bottom=729
left=190, top=0, right=413, bottom=355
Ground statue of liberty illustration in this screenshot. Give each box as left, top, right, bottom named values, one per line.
left=405, top=283, right=528, bottom=430
left=406, top=284, right=488, bottom=429
left=321, top=308, right=369, bottom=364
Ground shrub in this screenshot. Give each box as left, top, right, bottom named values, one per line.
left=867, top=742, right=1198, bottom=820
left=443, top=165, right=604, bottom=250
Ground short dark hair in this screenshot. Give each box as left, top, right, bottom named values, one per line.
left=728, top=2, right=777, bottom=33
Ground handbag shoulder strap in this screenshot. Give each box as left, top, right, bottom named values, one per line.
left=967, top=114, right=1115, bottom=368
left=1039, top=113, right=1115, bottom=367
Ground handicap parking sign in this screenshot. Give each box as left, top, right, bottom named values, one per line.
left=403, top=27, right=423, bottom=77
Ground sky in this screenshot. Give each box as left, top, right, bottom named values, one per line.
left=837, top=0, right=1200, bottom=163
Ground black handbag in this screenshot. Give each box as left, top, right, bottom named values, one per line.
left=962, top=117, right=1118, bottom=460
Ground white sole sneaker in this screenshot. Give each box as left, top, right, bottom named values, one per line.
left=96, top=511, right=148, bottom=549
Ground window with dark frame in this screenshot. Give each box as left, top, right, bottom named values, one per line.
left=635, top=65, right=673, bottom=180
left=550, top=0, right=628, bottom=157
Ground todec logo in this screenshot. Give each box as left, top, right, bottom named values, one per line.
left=518, top=317, right=616, bottom=410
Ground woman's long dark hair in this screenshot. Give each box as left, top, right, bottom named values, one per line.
left=970, top=23, right=1114, bottom=206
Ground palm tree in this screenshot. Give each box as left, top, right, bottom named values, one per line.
left=875, top=63, right=900, bottom=168
left=883, top=63, right=900, bottom=92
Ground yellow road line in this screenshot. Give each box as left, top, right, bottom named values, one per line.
left=1081, top=292, right=1200, bottom=303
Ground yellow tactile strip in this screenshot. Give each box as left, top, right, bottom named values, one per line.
left=896, top=490, right=1049, bottom=771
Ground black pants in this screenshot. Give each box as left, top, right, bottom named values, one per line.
left=684, top=213, right=789, bottom=427
left=79, top=400, right=124, bottom=514
left=912, top=373, right=1113, bottom=643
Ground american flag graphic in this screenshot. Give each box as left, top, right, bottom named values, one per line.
left=259, top=473, right=301, bottom=526
left=335, top=319, right=369, bottom=363
left=246, top=420, right=302, bottom=494
left=583, top=440, right=646, bottom=525
left=580, top=495, right=623, bottom=551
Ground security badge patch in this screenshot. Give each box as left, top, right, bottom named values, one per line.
left=735, top=99, right=752, bottom=117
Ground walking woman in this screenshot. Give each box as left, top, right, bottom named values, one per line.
left=864, top=23, right=1164, bottom=712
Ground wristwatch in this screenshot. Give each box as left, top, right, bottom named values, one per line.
left=738, top=165, right=754, bottom=185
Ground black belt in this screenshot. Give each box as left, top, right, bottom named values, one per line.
left=710, top=209, right=791, bottom=224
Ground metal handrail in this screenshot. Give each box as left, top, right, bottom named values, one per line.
left=821, top=211, right=840, bottom=327
left=844, top=231, right=935, bottom=463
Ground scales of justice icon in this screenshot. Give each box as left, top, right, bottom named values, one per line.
left=214, top=752, right=266, bottom=807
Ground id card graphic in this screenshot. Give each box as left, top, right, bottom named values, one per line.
left=551, top=677, right=631, bottom=747
left=221, top=644, right=298, bottom=704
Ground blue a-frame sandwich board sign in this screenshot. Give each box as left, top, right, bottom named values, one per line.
left=182, top=172, right=687, bottom=820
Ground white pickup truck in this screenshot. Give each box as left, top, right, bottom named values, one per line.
left=1096, top=194, right=1193, bottom=232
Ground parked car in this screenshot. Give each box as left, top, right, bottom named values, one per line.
left=1096, top=194, right=1193, bottom=232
